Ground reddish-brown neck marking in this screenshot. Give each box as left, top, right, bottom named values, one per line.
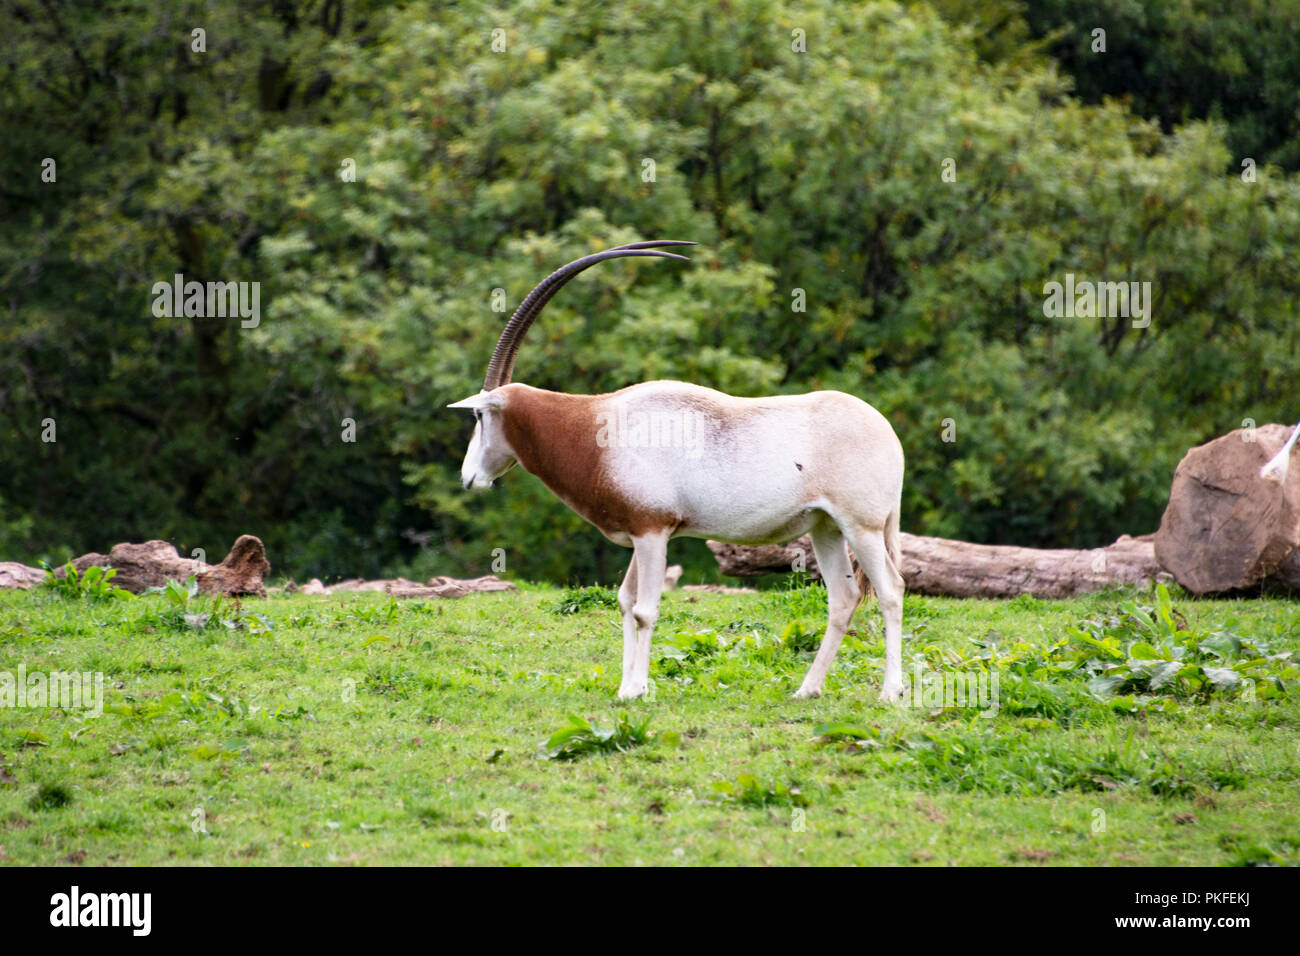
left=499, top=385, right=675, bottom=537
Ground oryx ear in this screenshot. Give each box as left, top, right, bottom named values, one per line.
left=447, top=390, right=505, bottom=411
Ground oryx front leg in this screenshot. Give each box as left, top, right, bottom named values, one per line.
left=616, top=553, right=639, bottom=698
left=794, top=524, right=859, bottom=699
left=617, top=531, right=669, bottom=700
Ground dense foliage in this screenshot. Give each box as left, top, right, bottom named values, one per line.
left=1020, top=0, right=1300, bottom=171
left=2, top=0, right=1297, bottom=583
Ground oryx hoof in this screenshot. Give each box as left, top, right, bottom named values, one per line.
left=879, top=680, right=905, bottom=703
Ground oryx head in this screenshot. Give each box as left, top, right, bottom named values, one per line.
left=447, top=388, right=513, bottom=490
left=448, top=240, right=694, bottom=490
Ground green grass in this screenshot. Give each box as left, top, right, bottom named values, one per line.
left=1, top=581, right=1298, bottom=866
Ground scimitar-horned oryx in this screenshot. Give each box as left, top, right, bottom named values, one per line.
left=449, top=241, right=906, bottom=701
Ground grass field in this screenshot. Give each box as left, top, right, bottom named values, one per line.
left=1, top=576, right=1298, bottom=866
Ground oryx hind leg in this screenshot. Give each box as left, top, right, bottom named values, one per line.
left=793, top=521, right=861, bottom=699
left=843, top=523, right=905, bottom=702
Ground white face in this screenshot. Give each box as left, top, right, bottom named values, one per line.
left=448, top=392, right=516, bottom=490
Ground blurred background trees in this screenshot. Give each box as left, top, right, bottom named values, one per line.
left=2, top=0, right=1297, bottom=583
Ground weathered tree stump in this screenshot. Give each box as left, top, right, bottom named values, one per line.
left=71, top=541, right=202, bottom=593
left=1154, top=424, right=1300, bottom=594
left=62, top=535, right=272, bottom=597
left=197, top=534, right=271, bottom=598
left=708, top=532, right=1164, bottom=599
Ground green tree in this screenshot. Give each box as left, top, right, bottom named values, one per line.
left=2, top=0, right=1297, bottom=583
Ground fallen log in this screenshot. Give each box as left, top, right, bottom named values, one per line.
left=0, top=562, right=45, bottom=590
left=387, top=575, right=519, bottom=599
left=707, top=532, right=1164, bottom=599
left=1154, top=423, right=1300, bottom=594
left=680, top=583, right=757, bottom=595
left=286, top=574, right=518, bottom=598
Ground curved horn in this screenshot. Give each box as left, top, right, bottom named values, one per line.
left=482, top=240, right=695, bottom=390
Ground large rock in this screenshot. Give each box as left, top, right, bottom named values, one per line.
left=1269, top=548, right=1300, bottom=592
left=1154, top=424, right=1300, bottom=594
